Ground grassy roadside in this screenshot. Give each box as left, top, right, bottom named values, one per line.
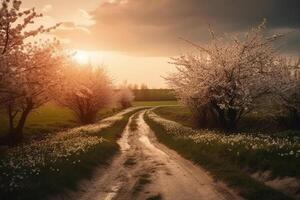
left=0, top=101, right=176, bottom=137
left=153, top=106, right=300, bottom=136
left=153, top=107, right=300, bottom=179
left=0, top=103, right=123, bottom=138
left=151, top=106, right=196, bottom=128
left=144, top=112, right=294, bottom=200
left=0, top=108, right=145, bottom=200
left=0, top=103, right=75, bottom=137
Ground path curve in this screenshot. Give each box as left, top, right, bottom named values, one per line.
left=54, top=109, right=241, bottom=200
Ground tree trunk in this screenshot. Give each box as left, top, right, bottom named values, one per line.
left=212, top=103, right=239, bottom=132
left=211, top=103, right=227, bottom=129
left=227, top=108, right=238, bottom=131
left=10, top=104, right=32, bottom=143
left=289, top=108, right=300, bottom=129
left=7, top=104, right=15, bottom=134
left=14, top=109, right=30, bottom=140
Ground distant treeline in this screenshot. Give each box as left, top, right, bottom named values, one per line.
left=132, top=89, right=176, bottom=101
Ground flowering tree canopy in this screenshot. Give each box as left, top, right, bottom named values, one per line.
left=1, top=40, right=65, bottom=140
left=57, top=64, right=114, bottom=124
left=166, top=21, right=281, bottom=130
left=0, top=0, right=59, bottom=55
left=274, top=57, right=300, bottom=128
left=0, top=0, right=60, bottom=101
left=0, top=0, right=61, bottom=142
left=116, top=87, right=135, bottom=109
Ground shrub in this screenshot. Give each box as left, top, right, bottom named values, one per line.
left=116, top=87, right=135, bottom=109
left=58, top=64, right=114, bottom=124
left=166, top=21, right=281, bottom=131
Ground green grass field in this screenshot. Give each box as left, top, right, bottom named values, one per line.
left=0, top=101, right=178, bottom=137
left=153, top=105, right=300, bottom=137
left=0, top=104, right=121, bottom=137
left=152, top=106, right=197, bottom=128
left=0, top=104, right=76, bottom=137
left=153, top=106, right=300, bottom=176
left=1, top=108, right=145, bottom=200
left=145, top=110, right=295, bottom=200
left=146, top=106, right=300, bottom=200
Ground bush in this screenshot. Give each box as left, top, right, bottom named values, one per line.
left=58, top=64, right=114, bottom=124
left=116, top=87, right=135, bottom=109
left=166, top=21, right=281, bottom=131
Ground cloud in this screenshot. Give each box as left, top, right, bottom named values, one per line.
left=54, top=0, right=300, bottom=56
left=55, top=22, right=91, bottom=45
left=79, top=9, right=91, bottom=19
left=42, top=4, right=53, bottom=13
left=78, top=9, right=95, bottom=26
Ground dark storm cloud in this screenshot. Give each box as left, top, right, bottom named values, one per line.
left=56, top=0, right=300, bottom=56
left=95, top=0, right=300, bottom=29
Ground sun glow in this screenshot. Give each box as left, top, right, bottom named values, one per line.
left=73, top=50, right=90, bottom=65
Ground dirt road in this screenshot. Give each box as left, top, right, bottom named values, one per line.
left=56, top=110, right=241, bottom=200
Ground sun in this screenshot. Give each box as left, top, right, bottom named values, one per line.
left=73, top=50, right=90, bottom=65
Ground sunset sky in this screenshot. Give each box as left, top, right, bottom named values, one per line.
left=24, top=0, right=300, bottom=88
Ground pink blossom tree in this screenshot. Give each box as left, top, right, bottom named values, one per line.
left=275, top=57, right=300, bottom=128
left=57, top=63, right=114, bottom=124
left=1, top=41, right=65, bottom=141
left=117, top=87, right=135, bottom=109
left=0, top=0, right=59, bottom=102
left=166, top=21, right=281, bottom=131
left=0, top=0, right=61, bottom=142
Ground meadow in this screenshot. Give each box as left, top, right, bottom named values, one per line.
left=1, top=1, right=299, bottom=199
left=132, top=89, right=176, bottom=101
left=0, top=107, right=145, bottom=200
left=145, top=107, right=300, bottom=200
left=153, top=105, right=300, bottom=136
left=0, top=103, right=76, bottom=138
left=0, top=101, right=172, bottom=138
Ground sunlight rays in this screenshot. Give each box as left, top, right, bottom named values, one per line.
left=73, top=50, right=91, bottom=65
